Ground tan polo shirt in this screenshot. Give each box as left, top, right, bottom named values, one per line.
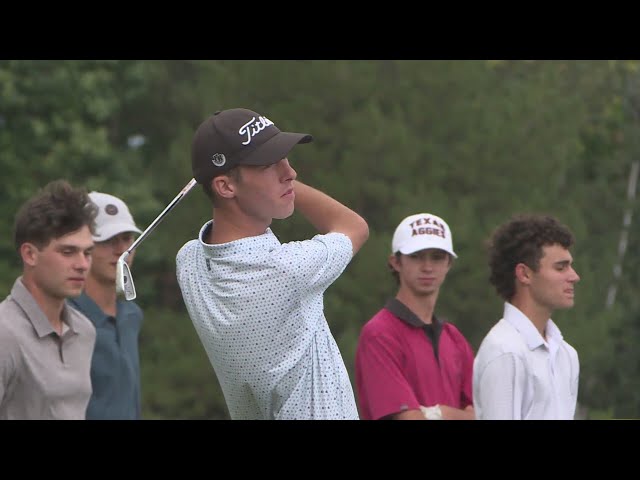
left=0, top=277, right=96, bottom=420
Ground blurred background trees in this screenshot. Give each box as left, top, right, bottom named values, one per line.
left=2, top=60, right=639, bottom=419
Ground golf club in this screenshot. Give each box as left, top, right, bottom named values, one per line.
left=116, top=178, right=198, bottom=300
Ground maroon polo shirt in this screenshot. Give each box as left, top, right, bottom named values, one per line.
left=355, top=298, right=474, bottom=420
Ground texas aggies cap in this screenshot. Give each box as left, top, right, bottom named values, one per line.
left=391, top=213, right=457, bottom=258
left=191, top=108, right=313, bottom=184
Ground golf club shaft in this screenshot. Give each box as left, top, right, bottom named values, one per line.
left=125, top=178, right=198, bottom=255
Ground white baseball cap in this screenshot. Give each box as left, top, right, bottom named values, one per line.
left=89, top=192, right=142, bottom=242
left=391, top=213, right=457, bottom=258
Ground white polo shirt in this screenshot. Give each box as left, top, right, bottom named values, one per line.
left=176, top=220, right=359, bottom=420
left=473, top=302, right=579, bottom=420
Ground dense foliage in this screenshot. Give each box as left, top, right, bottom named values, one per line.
left=2, top=60, right=639, bottom=419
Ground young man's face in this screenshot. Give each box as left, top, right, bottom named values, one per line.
left=234, top=158, right=298, bottom=222
left=89, top=232, right=136, bottom=285
left=391, top=248, right=452, bottom=297
left=528, top=243, right=580, bottom=310
left=28, top=225, right=94, bottom=300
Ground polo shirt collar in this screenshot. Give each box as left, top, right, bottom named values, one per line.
left=384, top=297, right=442, bottom=329
left=503, top=302, right=564, bottom=351
left=197, top=220, right=280, bottom=258
left=11, top=277, right=79, bottom=338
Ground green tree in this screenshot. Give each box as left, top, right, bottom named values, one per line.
left=4, top=60, right=640, bottom=418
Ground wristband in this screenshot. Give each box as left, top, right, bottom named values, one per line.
left=420, top=405, right=443, bottom=420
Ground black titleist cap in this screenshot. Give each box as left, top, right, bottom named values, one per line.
left=191, top=108, right=313, bottom=184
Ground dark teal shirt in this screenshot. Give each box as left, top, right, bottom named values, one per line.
left=68, top=293, right=143, bottom=420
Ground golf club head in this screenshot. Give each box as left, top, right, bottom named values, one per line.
left=116, top=252, right=137, bottom=301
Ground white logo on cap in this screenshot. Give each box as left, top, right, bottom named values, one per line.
left=239, top=116, right=274, bottom=146
left=211, top=153, right=226, bottom=167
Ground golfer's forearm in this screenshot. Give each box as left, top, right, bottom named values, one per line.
left=441, top=405, right=475, bottom=420
left=390, top=409, right=426, bottom=420
left=293, top=181, right=369, bottom=254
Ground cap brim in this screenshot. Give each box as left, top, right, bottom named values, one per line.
left=241, top=131, right=313, bottom=166
left=396, top=245, right=458, bottom=258
left=93, top=223, right=143, bottom=242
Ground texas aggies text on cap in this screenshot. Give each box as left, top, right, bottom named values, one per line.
left=391, top=213, right=457, bottom=258
left=191, top=108, right=313, bottom=185
left=89, top=192, right=142, bottom=242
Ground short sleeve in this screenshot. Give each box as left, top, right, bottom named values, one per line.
left=355, top=329, right=420, bottom=420
left=276, top=232, right=353, bottom=291
left=459, top=336, right=475, bottom=409
left=175, top=240, right=197, bottom=285
left=0, top=325, right=18, bottom=406
left=474, top=353, right=526, bottom=420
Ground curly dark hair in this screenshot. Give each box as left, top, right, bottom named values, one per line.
left=13, top=179, right=98, bottom=251
left=487, top=213, right=575, bottom=301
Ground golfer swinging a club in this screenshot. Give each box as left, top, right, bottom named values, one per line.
left=176, top=108, right=369, bottom=420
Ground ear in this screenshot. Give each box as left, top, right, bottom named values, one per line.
left=515, top=262, right=532, bottom=285
left=20, top=243, right=39, bottom=267
left=388, top=254, right=400, bottom=273
left=212, top=174, right=237, bottom=200
left=445, top=254, right=454, bottom=271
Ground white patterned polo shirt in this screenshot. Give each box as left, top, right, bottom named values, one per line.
left=176, top=220, right=359, bottom=420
